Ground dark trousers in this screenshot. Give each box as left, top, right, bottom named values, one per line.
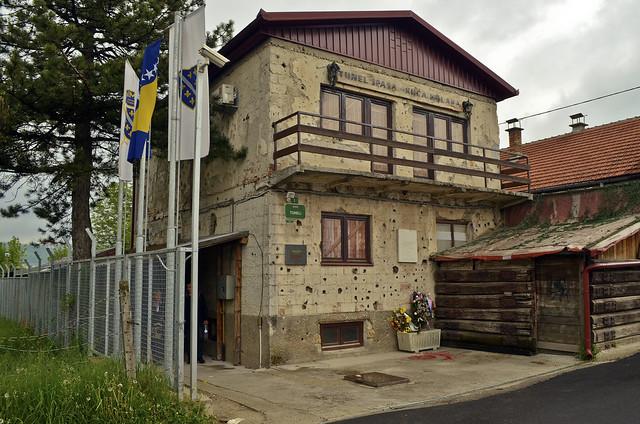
left=185, top=324, right=204, bottom=361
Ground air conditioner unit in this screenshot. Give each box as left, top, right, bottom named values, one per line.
left=212, top=84, right=237, bottom=106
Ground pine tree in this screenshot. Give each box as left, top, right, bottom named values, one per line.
left=0, top=0, right=233, bottom=259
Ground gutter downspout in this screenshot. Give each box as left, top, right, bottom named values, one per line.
left=581, top=260, right=640, bottom=359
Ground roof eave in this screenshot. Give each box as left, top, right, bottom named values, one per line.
left=216, top=9, right=519, bottom=101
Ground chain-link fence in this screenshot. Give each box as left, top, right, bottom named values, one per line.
left=0, top=247, right=188, bottom=396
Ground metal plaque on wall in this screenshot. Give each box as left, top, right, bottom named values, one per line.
left=285, top=244, right=307, bottom=265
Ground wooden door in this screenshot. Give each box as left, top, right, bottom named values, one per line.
left=535, top=256, right=583, bottom=353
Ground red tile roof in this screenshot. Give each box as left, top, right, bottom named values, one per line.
left=510, top=116, right=640, bottom=192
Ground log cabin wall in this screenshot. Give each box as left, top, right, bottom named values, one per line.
left=591, top=269, right=640, bottom=350
left=434, top=259, right=536, bottom=354
left=535, top=255, right=583, bottom=353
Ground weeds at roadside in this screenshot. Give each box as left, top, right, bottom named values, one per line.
left=0, top=318, right=214, bottom=423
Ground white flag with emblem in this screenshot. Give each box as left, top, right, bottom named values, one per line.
left=119, top=60, right=139, bottom=181
left=173, top=6, right=209, bottom=160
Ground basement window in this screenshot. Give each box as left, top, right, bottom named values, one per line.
left=320, top=321, right=364, bottom=350
left=436, top=221, right=468, bottom=251
left=321, top=212, right=371, bottom=265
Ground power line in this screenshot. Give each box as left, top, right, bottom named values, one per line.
left=499, top=84, right=640, bottom=125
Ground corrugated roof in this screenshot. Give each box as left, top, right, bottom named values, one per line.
left=434, top=215, right=640, bottom=261
left=216, top=9, right=518, bottom=101
left=508, top=116, right=640, bottom=192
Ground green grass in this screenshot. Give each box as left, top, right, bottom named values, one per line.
left=0, top=318, right=214, bottom=424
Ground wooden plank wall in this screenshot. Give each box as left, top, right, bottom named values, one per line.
left=591, top=269, right=640, bottom=350
left=535, top=256, right=582, bottom=353
left=435, top=260, right=536, bottom=353
left=598, top=233, right=640, bottom=261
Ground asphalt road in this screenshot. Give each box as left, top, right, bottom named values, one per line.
left=338, top=353, right=640, bottom=424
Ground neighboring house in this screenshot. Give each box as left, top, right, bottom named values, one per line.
left=435, top=115, right=640, bottom=354
left=147, top=10, right=531, bottom=367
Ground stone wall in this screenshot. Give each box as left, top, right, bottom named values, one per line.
left=268, top=39, right=502, bottom=189
left=266, top=190, right=499, bottom=364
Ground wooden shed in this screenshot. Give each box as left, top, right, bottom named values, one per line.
left=433, top=215, right=640, bottom=354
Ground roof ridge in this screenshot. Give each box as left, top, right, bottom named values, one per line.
left=503, top=115, right=640, bottom=150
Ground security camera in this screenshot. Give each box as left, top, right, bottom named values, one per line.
left=199, top=44, right=230, bottom=68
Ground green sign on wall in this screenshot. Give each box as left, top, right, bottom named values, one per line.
left=285, top=203, right=306, bottom=220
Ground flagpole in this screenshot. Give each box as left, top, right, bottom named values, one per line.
left=165, top=11, right=182, bottom=381
left=190, top=58, right=207, bottom=401
left=167, top=12, right=181, bottom=252
left=144, top=137, right=151, bottom=250
left=134, top=143, right=146, bottom=361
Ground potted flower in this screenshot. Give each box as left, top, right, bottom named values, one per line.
left=390, top=292, right=441, bottom=353
left=389, top=306, right=414, bottom=334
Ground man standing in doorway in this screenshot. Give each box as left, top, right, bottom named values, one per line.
left=185, top=282, right=208, bottom=364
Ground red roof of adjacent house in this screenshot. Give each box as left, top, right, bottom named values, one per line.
left=215, top=10, right=518, bottom=101
left=511, top=116, right=640, bottom=192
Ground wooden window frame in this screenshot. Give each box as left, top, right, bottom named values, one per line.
left=321, top=86, right=393, bottom=174
left=320, top=321, right=364, bottom=350
left=413, top=107, right=468, bottom=154
left=436, top=220, right=469, bottom=250
left=321, top=212, right=372, bottom=265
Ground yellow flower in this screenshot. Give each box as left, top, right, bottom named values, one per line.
left=399, top=307, right=406, bottom=313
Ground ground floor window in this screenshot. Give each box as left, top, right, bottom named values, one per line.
left=320, top=321, right=364, bottom=350
left=321, top=212, right=371, bottom=265
left=436, top=221, right=468, bottom=251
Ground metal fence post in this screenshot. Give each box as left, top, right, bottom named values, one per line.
left=134, top=253, right=143, bottom=362
left=147, top=257, right=153, bottom=363
left=76, top=262, right=81, bottom=341
left=175, top=247, right=187, bottom=398
left=126, top=256, right=133, bottom=357
left=105, top=259, right=111, bottom=355
left=164, top=250, right=175, bottom=380
left=113, top=256, right=122, bottom=356
left=65, top=242, right=72, bottom=346
left=55, top=264, right=62, bottom=343
left=47, top=262, right=53, bottom=337
left=86, top=228, right=97, bottom=354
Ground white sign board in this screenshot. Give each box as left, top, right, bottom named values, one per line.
left=398, top=229, right=418, bottom=263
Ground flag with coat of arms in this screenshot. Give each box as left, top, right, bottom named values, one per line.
left=118, top=60, right=138, bottom=180
left=171, top=6, right=209, bottom=160
left=128, top=39, right=162, bottom=163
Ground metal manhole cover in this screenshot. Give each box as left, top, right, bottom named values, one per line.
left=343, top=372, right=409, bottom=387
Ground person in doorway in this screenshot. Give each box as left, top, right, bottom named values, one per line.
left=185, top=282, right=208, bottom=364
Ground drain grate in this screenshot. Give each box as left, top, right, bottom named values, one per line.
left=343, top=372, right=409, bottom=388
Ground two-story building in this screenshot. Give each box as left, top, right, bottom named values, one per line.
left=147, top=10, right=531, bottom=368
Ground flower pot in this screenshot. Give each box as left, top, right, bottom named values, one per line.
left=396, top=329, right=441, bottom=353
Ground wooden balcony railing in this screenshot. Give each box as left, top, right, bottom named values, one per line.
left=272, top=111, right=531, bottom=192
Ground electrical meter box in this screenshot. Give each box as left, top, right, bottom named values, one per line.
left=217, top=275, right=235, bottom=300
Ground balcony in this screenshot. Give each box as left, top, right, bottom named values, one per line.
left=272, top=112, right=531, bottom=204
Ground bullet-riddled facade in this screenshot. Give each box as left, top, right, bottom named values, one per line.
left=147, top=10, right=530, bottom=367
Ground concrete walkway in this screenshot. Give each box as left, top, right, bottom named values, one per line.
left=192, top=348, right=584, bottom=424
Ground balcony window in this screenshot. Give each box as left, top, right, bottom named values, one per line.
left=412, top=109, right=467, bottom=178
left=320, top=87, right=392, bottom=174
left=436, top=221, right=468, bottom=251
left=321, top=212, right=371, bottom=265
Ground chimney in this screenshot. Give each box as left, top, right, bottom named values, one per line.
left=570, top=113, right=588, bottom=132
left=506, top=118, right=523, bottom=150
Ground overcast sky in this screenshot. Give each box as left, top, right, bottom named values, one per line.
left=2, top=0, right=638, bottom=243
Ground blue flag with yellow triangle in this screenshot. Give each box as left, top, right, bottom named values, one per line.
left=127, top=39, right=161, bottom=163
